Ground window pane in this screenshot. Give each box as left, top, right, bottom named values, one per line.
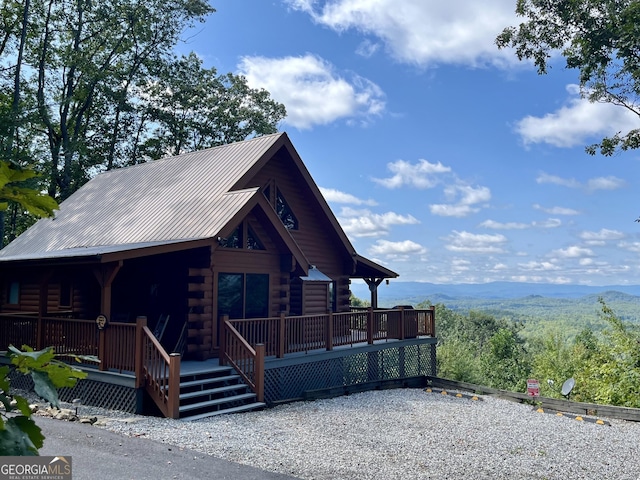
left=8, top=281, right=19, bottom=304
left=276, top=188, right=298, bottom=230
left=219, top=226, right=241, bottom=248
left=245, top=274, right=269, bottom=318
left=217, top=274, right=243, bottom=319
left=246, top=226, right=265, bottom=250
left=60, top=279, right=72, bottom=307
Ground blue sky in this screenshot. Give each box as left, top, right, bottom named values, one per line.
left=179, top=0, right=640, bottom=286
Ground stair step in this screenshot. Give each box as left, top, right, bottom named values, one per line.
left=181, top=402, right=266, bottom=421
left=179, top=375, right=240, bottom=389
left=179, top=392, right=257, bottom=413
left=180, top=384, right=248, bottom=400
left=180, top=366, right=233, bottom=379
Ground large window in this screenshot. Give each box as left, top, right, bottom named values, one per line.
left=217, top=273, right=269, bottom=319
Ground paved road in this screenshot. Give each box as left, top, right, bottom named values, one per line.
left=36, top=416, right=299, bottom=480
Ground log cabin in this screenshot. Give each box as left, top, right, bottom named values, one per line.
left=0, top=133, right=436, bottom=419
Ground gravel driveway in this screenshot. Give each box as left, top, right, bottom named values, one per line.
left=68, top=387, right=640, bottom=480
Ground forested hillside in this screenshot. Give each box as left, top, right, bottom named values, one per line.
left=350, top=289, right=640, bottom=408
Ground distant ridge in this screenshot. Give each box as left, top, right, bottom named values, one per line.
left=349, top=281, right=640, bottom=303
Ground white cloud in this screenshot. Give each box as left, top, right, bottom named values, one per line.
left=518, top=261, right=561, bottom=272
left=238, top=54, right=385, bottom=129
left=338, top=207, right=419, bottom=237
left=355, top=39, right=380, bottom=58
left=319, top=187, right=377, bottom=206
left=429, top=184, right=491, bottom=217
left=369, top=239, right=427, bottom=257
left=586, top=176, right=626, bottom=192
left=533, top=204, right=580, bottom=215
left=372, top=159, right=451, bottom=189
left=516, top=84, right=640, bottom=148
left=286, top=0, right=518, bottom=68
left=551, top=246, right=595, bottom=258
left=480, top=217, right=562, bottom=229
left=531, top=218, right=562, bottom=229
left=443, top=230, right=508, bottom=253
left=579, top=228, right=625, bottom=246
left=536, top=172, right=581, bottom=188
left=536, top=172, right=625, bottom=192
left=619, top=241, right=640, bottom=253
left=479, top=219, right=529, bottom=230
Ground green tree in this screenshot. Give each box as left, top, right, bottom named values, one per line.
left=529, top=330, right=576, bottom=397
left=140, top=53, right=286, bottom=160
left=0, top=346, right=92, bottom=455
left=349, top=292, right=369, bottom=308
left=497, top=0, right=640, bottom=155
left=479, top=327, right=530, bottom=390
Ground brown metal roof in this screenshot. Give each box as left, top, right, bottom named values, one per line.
left=0, top=133, right=283, bottom=261
left=0, top=132, right=398, bottom=279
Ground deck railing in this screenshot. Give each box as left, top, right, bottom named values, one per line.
left=0, top=313, right=137, bottom=372
left=221, top=307, right=435, bottom=403
left=226, top=306, right=436, bottom=357
left=219, top=319, right=264, bottom=402
left=136, top=317, right=180, bottom=419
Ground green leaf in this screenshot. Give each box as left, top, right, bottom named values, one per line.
left=0, top=416, right=43, bottom=456
left=9, top=345, right=56, bottom=373
left=43, top=361, right=87, bottom=388
left=31, top=371, right=59, bottom=408
left=0, top=365, right=10, bottom=392
left=0, top=393, right=13, bottom=412
left=14, top=395, right=32, bottom=417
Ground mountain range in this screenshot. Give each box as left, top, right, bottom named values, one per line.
left=349, top=281, right=640, bottom=305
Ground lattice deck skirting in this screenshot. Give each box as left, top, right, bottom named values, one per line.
left=7, top=366, right=138, bottom=413
left=263, top=338, right=437, bottom=404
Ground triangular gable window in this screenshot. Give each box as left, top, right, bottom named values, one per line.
left=219, top=226, right=242, bottom=248
left=246, top=226, right=265, bottom=250
left=276, top=188, right=298, bottom=230
left=219, top=222, right=265, bottom=250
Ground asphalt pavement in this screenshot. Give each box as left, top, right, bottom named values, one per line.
left=36, top=416, right=299, bottom=480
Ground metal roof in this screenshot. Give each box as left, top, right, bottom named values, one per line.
left=0, top=133, right=283, bottom=262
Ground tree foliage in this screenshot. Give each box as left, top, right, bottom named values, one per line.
left=496, top=0, right=640, bottom=155
left=0, top=0, right=286, bottom=226
left=432, top=297, right=640, bottom=407
left=0, top=346, right=93, bottom=455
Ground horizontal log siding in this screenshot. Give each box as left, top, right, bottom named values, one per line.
left=303, top=283, right=328, bottom=315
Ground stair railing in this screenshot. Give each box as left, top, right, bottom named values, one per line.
left=220, top=316, right=264, bottom=403
left=135, top=316, right=180, bottom=418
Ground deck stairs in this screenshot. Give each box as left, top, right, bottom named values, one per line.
left=177, top=364, right=265, bottom=421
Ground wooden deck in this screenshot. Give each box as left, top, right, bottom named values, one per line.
left=0, top=307, right=436, bottom=417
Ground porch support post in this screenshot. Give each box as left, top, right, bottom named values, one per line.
left=367, top=307, right=374, bottom=345
left=167, top=352, right=181, bottom=419
left=93, top=261, right=123, bottom=371
left=36, top=271, right=52, bottom=350
left=134, top=316, right=147, bottom=388
left=365, top=277, right=383, bottom=310
left=219, top=315, right=228, bottom=366
left=326, top=311, right=333, bottom=351
left=430, top=306, right=436, bottom=337
left=255, top=344, right=265, bottom=403
left=278, top=312, right=285, bottom=358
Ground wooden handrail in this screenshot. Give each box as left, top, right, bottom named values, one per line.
left=221, top=319, right=264, bottom=403
left=138, top=323, right=180, bottom=419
